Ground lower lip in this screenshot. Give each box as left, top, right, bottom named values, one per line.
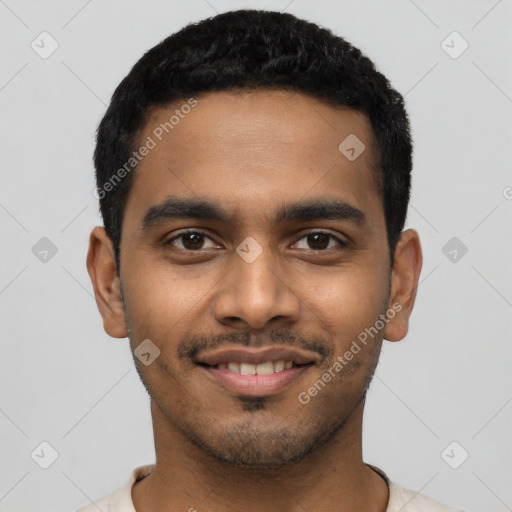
left=198, top=365, right=312, bottom=397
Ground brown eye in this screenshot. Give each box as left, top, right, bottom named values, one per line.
left=294, top=232, right=346, bottom=251
left=307, top=233, right=329, bottom=250
left=166, top=231, right=217, bottom=251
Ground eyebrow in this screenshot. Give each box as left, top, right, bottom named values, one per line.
left=141, top=196, right=367, bottom=231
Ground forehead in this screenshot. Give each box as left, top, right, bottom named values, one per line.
left=124, top=90, right=382, bottom=230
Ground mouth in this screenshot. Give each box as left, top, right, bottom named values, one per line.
left=195, top=346, right=318, bottom=397
left=198, top=359, right=307, bottom=374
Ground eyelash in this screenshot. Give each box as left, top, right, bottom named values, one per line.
left=164, top=230, right=348, bottom=252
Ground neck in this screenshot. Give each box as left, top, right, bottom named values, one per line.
left=132, top=399, right=389, bottom=512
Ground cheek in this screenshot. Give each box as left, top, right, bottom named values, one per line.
left=123, top=259, right=211, bottom=334
left=303, top=262, right=388, bottom=344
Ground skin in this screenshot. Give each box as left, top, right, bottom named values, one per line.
left=87, top=89, right=422, bottom=512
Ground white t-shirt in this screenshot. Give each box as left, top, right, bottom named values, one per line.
left=75, top=464, right=463, bottom=512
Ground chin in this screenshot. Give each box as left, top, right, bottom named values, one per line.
left=186, top=417, right=344, bottom=469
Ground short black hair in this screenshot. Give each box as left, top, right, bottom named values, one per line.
left=94, top=9, right=412, bottom=273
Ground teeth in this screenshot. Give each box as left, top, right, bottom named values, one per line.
left=216, top=360, right=294, bottom=374
left=240, top=363, right=256, bottom=375
left=255, top=361, right=274, bottom=375
left=227, top=362, right=240, bottom=373
left=274, top=360, right=285, bottom=372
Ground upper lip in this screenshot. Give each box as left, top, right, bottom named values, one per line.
left=195, top=346, right=320, bottom=366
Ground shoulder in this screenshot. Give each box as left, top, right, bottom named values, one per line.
left=74, top=464, right=155, bottom=512
left=75, top=494, right=111, bottom=512
left=367, top=464, right=463, bottom=512
left=387, top=480, right=464, bottom=512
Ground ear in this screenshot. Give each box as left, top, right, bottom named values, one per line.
left=383, top=229, right=423, bottom=342
left=86, top=226, right=128, bottom=338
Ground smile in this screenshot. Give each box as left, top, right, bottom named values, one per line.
left=195, top=346, right=318, bottom=396
left=207, top=360, right=294, bottom=375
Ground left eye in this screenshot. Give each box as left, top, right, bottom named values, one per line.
left=293, top=232, right=345, bottom=251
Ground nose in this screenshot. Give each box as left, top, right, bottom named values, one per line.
left=212, top=242, right=301, bottom=330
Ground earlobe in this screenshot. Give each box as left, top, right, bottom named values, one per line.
left=383, top=229, right=423, bottom=342
left=86, top=226, right=128, bottom=338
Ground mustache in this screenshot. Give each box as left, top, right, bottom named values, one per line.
left=177, top=328, right=332, bottom=362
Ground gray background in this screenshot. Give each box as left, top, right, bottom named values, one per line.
left=1, top=0, right=511, bottom=510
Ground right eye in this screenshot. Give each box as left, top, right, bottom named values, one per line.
left=165, top=230, right=219, bottom=251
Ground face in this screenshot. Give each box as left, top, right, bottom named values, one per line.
left=88, top=89, right=421, bottom=468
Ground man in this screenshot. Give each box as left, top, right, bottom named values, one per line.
left=81, top=9, right=463, bottom=512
